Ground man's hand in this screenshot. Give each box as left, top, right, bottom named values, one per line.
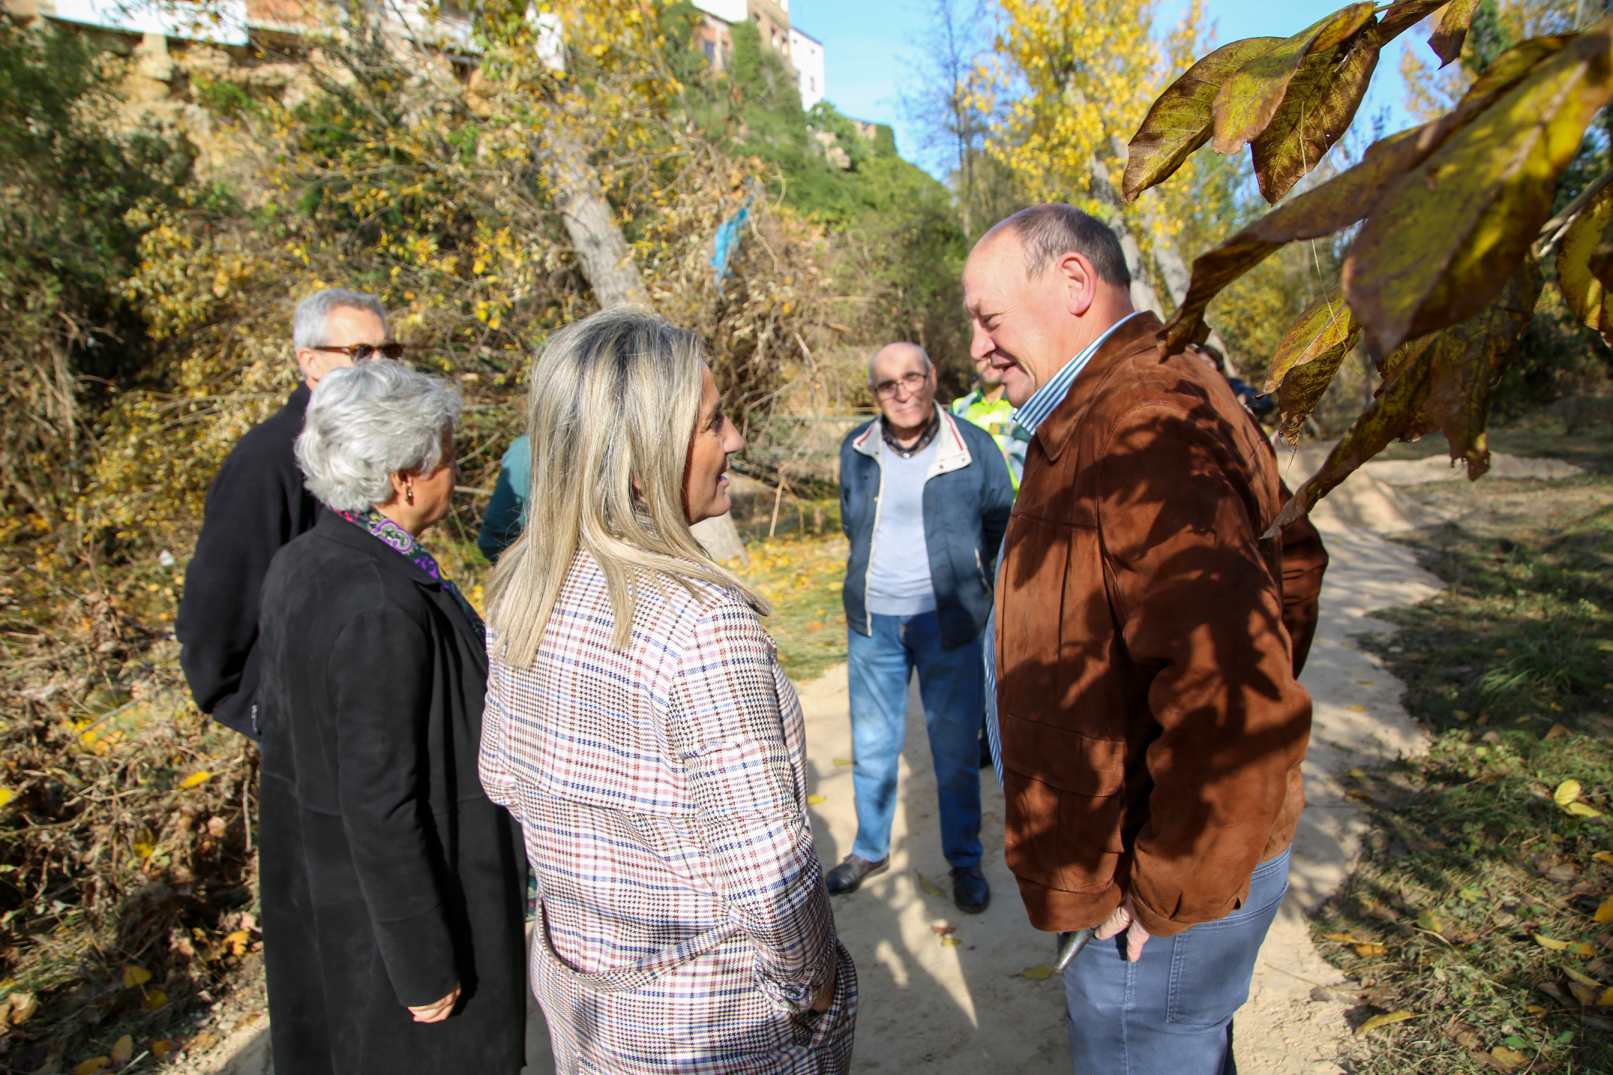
left=1095, top=897, right=1151, bottom=962
left=406, top=984, right=460, bottom=1023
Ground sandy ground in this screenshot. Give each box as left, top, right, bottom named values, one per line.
left=197, top=450, right=1580, bottom=1075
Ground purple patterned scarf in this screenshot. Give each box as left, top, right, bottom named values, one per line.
left=337, top=508, right=484, bottom=635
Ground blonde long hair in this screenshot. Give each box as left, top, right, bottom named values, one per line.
left=487, top=308, right=767, bottom=664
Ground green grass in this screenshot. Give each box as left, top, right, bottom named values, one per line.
left=1316, top=430, right=1613, bottom=1074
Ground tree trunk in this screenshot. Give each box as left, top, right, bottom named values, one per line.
left=542, top=128, right=653, bottom=309
left=541, top=127, right=750, bottom=564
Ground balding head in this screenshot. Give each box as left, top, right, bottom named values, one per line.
left=963, top=204, right=1137, bottom=406
left=868, top=341, right=938, bottom=438
left=867, top=341, right=932, bottom=387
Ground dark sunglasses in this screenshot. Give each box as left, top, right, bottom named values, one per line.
left=308, top=342, right=406, bottom=362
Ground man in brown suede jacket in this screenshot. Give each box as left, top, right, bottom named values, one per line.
left=964, top=204, right=1326, bottom=1073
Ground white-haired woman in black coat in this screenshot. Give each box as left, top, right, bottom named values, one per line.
left=254, top=359, right=525, bottom=1075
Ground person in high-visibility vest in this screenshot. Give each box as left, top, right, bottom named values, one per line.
left=950, top=351, right=1031, bottom=491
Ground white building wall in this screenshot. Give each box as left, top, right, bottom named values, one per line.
left=789, top=28, right=824, bottom=110
left=691, top=0, right=747, bottom=22
left=49, top=0, right=248, bottom=44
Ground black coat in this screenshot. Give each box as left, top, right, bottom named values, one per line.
left=255, top=512, right=526, bottom=1075
left=177, top=385, right=320, bottom=737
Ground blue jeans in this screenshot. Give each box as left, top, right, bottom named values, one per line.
left=1063, top=847, right=1292, bottom=1074
left=846, top=612, right=984, bottom=869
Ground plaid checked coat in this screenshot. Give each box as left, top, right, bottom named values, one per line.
left=479, top=552, right=856, bottom=1073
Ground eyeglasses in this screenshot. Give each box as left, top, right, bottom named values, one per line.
left=873, top=371, right=930, bottom=399
left=307, top=342, right=406, bottom=362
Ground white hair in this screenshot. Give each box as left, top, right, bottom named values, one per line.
left=295, top=360, right=461, bottom=512
left=292, top=288, right=388, bottom=350
left=866, top=341, right=934, bottom=386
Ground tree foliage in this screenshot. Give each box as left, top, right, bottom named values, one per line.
left=1126, top=0, right=1613, bottom=524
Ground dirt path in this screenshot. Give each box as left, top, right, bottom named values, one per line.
left=200, top=452, right=1594, bottom=1075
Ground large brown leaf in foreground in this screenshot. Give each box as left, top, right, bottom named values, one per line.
left=1342, top=22, right=1613, bottom=360
left=1264, top=295, right=1361, bottom=441
left=1275, top=261, right=1543, bottom=531
left=1210, top=4, right=1377, bottom=155
left=1125, top=37, right=1282, bottom=201
left=1250, top=33, right=1381, bottom=203
left=1162, top=34, right=1566, bottom=353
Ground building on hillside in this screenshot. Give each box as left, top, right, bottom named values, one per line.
left=690, top=0, right=742, bottom=72
left=690, top=0, right=823, bottom=109
left=747, top=0, right=789, bottom=57
left=789, top=25, right=823, bottom=110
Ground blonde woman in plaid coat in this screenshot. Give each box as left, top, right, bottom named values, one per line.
left=479, top=310, right=856, bottom=1073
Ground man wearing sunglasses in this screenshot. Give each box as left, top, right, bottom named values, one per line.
left=830, top=342, right=1014, bottom=915
left=176, top=288, right=398, bottom=738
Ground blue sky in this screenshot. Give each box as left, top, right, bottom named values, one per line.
left=791, top=0, right=1427, bottom=179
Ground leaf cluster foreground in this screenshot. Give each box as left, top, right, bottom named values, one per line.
left=1126, top=0, right=1613, bottom=524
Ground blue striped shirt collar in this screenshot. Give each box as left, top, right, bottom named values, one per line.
left=1011, top=311, right=1144, bottom=435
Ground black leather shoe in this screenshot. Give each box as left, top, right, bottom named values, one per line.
left=952, top=866, right=990, bottom=914
left=826, top=855, right=888, bottom=895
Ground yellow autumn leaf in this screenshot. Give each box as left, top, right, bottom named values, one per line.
left=940, top=935, right=962, bottom=947
left=0, top=787, right=15, bottom=809
left=1555, top=779, right=1583, bottom=807
left=1600, top=987, right=1613, bottom=1006
left=1567, top=979, right=1599, bottom=1005
left=1564, top=965, right=1604, bottom=989
left=1322, top=931, right=1364, bottom=943
left=806, top=794, right=827, bottom=806
left=150, top=1040, right=172, bottom=1060
left=110, top=1035, right=133, bottom=1066
left=225, top=929, right=250, bottom=956
left=1019, top=963, right=1054, bottom=980
left=1353, top=942, right=1386, bottom=957
left=71, top=1058, right=109, bottom=1075
left=7, top=991, right=37, bottom=1025
left=1535, top=933, right=1572, bottom=951
left=121, top=963, right=152, bottom=988
left=831, top=757, right=852, bottom=768
left=1490, top=1045, right=1528, bottom=1072
left=1594, top=850, right=1613, bottom=865
left=1565, top=801, right=1605, bottom=818
left=143, top=987, right=168, bottom=1011
left=1355, top=1009, right=1414, bottom=1035
left=1596, top=896, right=1613, bottom=924
left=178, top=770, right=211, bottom=790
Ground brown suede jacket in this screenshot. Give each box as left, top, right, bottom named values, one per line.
left=995, top=312, right=1327, bottom=938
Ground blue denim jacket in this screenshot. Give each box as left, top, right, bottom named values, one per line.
left=839, top=406, right=1014, bottom=650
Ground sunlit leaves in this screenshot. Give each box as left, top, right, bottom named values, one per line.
left=1123, top=37, right=1281, bottom=200
left=1556, top=182, right=1613, bottom=338
left=1430, top=0, right=1481, bottom=67
left=1164, top=120, right=1452, bottom=351
left=1272, top=258, right=1539, bottom=530
left=1421, top=258, right=1542, bottom=478
left=1250, top=32, right=1381, bottom=202
left=1342, top=26, right=1613, bottom=360
left=1375, top=0, right=1456, bottom=40
left=1265, top=295, right=1361, bottom=441
left=1210, top=4, right=1377, bottom=155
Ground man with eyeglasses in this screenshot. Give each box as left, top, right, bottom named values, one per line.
left=176, top=288, right=398, bottom=738
left=829, top=341, right=1014, bottom=914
